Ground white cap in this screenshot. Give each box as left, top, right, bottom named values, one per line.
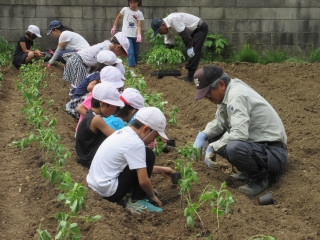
left=97, top=50, right=122, bottom=65
left=92, top=82, right=125, bottom=107
left=115, top=62, right=126, bottom=80
left=27, top=25, right=42, bottom=38
left=121, top=88, right=145, bottom=109
left=135, top=107, right=168, bottom=140
left=114, top=32, right=129, bottom=56
left=100, top=66, right=124, bottom=88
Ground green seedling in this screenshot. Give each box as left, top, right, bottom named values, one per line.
left=168, top=106, right=179, bottom=125
left=204, top=33, right=229, bottom=56
left=37, top=225, right=52, bottom=240
left=248, top=234, right=276, bottom=240
left=178, top=144, right=201, bottom=161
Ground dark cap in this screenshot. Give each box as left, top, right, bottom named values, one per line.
left=194, top=65, right=224, bottom=100
left=47, top=20, right=63, bottom=35
left=151, top=18, right=163, bottom=37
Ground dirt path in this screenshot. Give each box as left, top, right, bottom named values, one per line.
left=0, top=62, right=320, bottom=240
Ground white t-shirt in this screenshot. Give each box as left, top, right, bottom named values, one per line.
left=78, top=40, right=111, bottom=67
left=87, top=126, right=146, bottom=197
left=120, top=7, right=144, bottom=38
left=59, top=31, right=90, bottom=50
left=163, top=12, right=200, bottom=45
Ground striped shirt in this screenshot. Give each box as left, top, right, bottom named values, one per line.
left=78, top=40, right=111, bottom=67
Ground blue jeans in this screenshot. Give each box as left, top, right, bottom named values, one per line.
left=58, top=49, right=77, bottom=64
left=127, top=37, right=140, bottom=67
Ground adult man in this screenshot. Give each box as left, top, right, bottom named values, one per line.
left=87, top=107, right=175, bottom=213
left=193, top=65, right=288, bottom=196
left=151, top=13, right=208, bottom=82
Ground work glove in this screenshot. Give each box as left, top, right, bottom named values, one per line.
left=111, top=26, right=117, bottom=35
left=47, top=64, right=53, bottom=67
left=136, top=34, right=142, bottom=42
left=193, top=132, right=208, bottom=150
left=204, top=145, right=218, bottom=168
left=187, top=47, right=195, bottom=58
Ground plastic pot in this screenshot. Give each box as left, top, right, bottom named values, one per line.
left=151, top=70, right=182, bottom=79
left=171, top=172, right=182, bottom=184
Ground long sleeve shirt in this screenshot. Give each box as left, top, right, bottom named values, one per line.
left=203, top=78, right=287, bottom=151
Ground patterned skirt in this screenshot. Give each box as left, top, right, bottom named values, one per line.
left=63, top=53, right=88, bottom=88
left=65, top=94, right=88, bottom=119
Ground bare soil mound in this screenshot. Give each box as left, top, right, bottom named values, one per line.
left=0, top=61, right=319, bottom=240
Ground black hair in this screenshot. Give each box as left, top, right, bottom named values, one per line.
left=131, top=119, right=145, bottom=129
left=110, top=35, right=120, bottom=45
left=91, top=97, right=100, bottom=108
left=54, top=25, right=74, bottom=32
left=26, top=31, right=37, bottom=40
left=127, top=0, right=142, bottom=7
left=115, top=104, right=135, bottom=119
left=88, top=63, right=107, bottom=74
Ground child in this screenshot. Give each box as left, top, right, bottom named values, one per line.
left=12, top=25, right=44, bottom=69
left=66, top=50, right=123, bottom=119
left=63, top=32, right=129, bottom=92
left=47, top=20, right=90, bottom=65
left=75, top=66, right=125, bottom=132
left=111, top=0, right=144, bottom=76
left=87, top=107, right=175, bottom=213
left=104, top=88, right=145, bottom=130
left=75, top=82, right=125, bottom=168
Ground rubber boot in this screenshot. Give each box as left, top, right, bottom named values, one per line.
left=183, top=70, right=195, bottom=83
left=231, top=172, right=249, bottom=181
left=238, top=176, right=269, bottom=196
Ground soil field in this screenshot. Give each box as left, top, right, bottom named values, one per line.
left=0, top=61, right=319, bottom=240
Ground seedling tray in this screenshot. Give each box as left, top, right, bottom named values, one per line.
left=151, top=70, right=182, bottom=79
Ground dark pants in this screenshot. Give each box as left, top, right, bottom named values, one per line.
left=105, top=147, right=155, bottom=203
left=210, top=136, right=288, bottom=181
left=185, top=21, right=209, bottom=73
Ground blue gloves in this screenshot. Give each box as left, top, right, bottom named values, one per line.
left=204, top=145, right=218, bottom=168
left=187, top=47, right=195, bottom=58
left=193, top=132, right=208, bottom=151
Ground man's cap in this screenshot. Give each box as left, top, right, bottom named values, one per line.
left=120, top=88, right=145, bottom=109
left=92, top=82, right=125, bottom=107
left=151, top=18, right=163, bottom=37
left=100, top=66, right=124, bottom=88
left=47, top=20, right=63, bottom=35
left=114, top=32, right=129, bottom=56
left=135, top=107, right=168, bottom=140
left=97, top=50, right=122, bottom=65
left=27, top=25, right=42, bottom=38
left=194, top=65, right=224, bottom=100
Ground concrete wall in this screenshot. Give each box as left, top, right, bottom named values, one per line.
left=1, top=0, right=320, bottom=55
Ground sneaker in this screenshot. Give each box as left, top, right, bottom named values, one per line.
left=238, top=177, right=269, bottom=196
left=136, top=199, right=163, bottom=213
left=125, top=199, right=147, bottom=214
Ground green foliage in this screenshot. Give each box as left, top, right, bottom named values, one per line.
left=284, top=57, right=307, bottom=63
left=168, top=106, right=179, bottom=125
left=260, top=50, right=288, bottom=64
left=0, top=36, right=14, bottom=67
left=248, top=234, right=276, bottom=240
left=37, top=226, right=52, bottom=240
left=143, top=93, right=168, bottom=112
left=309, top=46, right=320, bottom=62
left=146, top=46, right=185, bottom=70
left=152, top=136, right=165, bottom=156
left=178, top=144, right=201, bottom=161
left=235, top=45, right=260, bottom=63
left=204, top=33, right=229, bottom=61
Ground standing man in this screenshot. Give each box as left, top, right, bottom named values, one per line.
left=151, top=13, right=208, bottom=82
left=193, top=65, right=288, bottom=196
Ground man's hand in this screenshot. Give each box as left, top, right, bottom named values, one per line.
left=187, top=47, right=195, bottom=58
left=204, top=145, right=218, bottom=168
left=136, top=34, right=142, bottom=42
left=193, top=132, right=208, bottom=151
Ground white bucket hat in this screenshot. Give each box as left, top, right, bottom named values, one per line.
left=100, top=66, right=124, bottom=88
left=135, top=107, right=168, bottom=140
left=114, top=32, right=130, bottom=56
left=27, top=25, right=42, bottom=38
left=92, top=82, right=124, bottom=107
left=97, top=50, right=122, bottom=65
left=120, top=88, right=145, bottom=109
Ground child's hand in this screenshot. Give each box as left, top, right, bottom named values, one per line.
left=111, top=26, right=117, bottom=35
left=136, top=34, right=142, bottom=42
